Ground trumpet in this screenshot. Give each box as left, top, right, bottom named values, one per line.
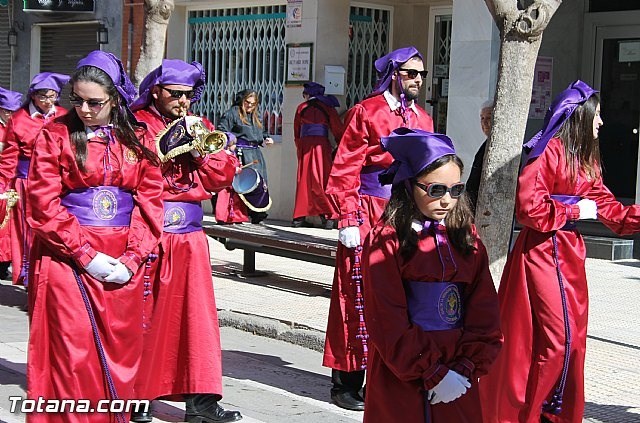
left=155, top=116, right=228, bottom=163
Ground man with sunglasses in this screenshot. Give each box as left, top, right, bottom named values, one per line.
left=131, top=60, right=242, bottom=423
left=0, top=72, right=70, bottom=287
left=322, top=46, right=434, bottom=411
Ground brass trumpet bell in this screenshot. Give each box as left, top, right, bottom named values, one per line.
left=155, top=116, right=227, bottom=162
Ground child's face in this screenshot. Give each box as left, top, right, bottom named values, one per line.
left=413, top=161, right=462, bottom=221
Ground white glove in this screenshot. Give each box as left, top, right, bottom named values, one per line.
left=104, top=261, right=134, bottom=284
left=428, top=370, right=471, bottom=405
left=338, top=226, right=360, bottom=248
left=577, top=198, right=597, bottom=220
left=190, top=149, right=201, bottom=158
left=84, top=252, right=118, bottom=281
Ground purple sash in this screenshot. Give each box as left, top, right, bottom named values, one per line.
left=359, top=166, right=391, bottom=200
left=405, top=281, right=464, bottom=331
left=16, top=157, right=30, bottom=179
left=62, top=186, right=134, bottom=227
left=551, top=194, right=580, bottom=230
left=236, top=137, right=260, bottom=149
left=163, top=201, right=203, bottom=234
left=300, top=123, right=329, bottom=138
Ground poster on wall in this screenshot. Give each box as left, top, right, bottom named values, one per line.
left=529, top=56, right=553, bottom=119
left=23, top=0, right=95, bottom=12
left=286, top=43, right=313, bottom=85
left=286, top=0, right=303, bottom=28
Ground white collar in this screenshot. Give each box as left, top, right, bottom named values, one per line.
left=411, top=218, right=446, bottom=233
left=383, top=90, right=419, bottom=114
left=29, top=102, right=56, bottom=119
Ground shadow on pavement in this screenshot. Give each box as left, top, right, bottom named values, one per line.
left=0, top=358, right=27, bottom=391
left=0, top=282, right=27, bottom=311
left=222, top=349, right=330, bottom=403
left=584, top=401, right=640, bottom=423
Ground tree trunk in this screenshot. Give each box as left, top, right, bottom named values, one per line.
left=133, top=0, right=175, bottom=87
left=478, top=0, right=562, bottom=283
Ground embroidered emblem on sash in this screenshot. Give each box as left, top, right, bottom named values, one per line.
left=93, top=190, right=118, bottom=220
left=438, top=284, right=462, bottom=324
left=164, top=206, right=186, bottom=228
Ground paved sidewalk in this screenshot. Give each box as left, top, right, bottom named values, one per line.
left=0, top=219, right=639, bottom=422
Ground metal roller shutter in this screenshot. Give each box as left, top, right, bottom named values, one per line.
left=0, top=7, right=10, bottom=88
left=40, top=23, right=99, bottom=107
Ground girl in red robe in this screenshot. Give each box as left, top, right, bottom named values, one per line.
left=480, top=81, right=640, bottom=423
left=25, top=51, right=163, bottom=422
left=363, top=128, right=502, bottom=423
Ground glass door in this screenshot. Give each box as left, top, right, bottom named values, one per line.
left=426, top=7, right=452, bottom=133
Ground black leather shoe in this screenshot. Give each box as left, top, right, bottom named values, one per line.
left=331, top=391, right=365, bottom=411
left=130, top=410, right=153, bottom=422
left=185, top=395, right=242, bottom=423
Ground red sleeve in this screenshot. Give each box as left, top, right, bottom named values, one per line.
left=584, top=174, right=640, bottom=235
left=450, top=236, right=503, bottom=378
left=293, top=103, right=304, bottom=147
left=327, top=106, right=344, bottom=143
left=0, top=115, right=21, bottom=191
left=121, top=132, right=164, bottom=273
left=194, top=150, right=239, bottom=193
left=516, top=138, right=581, bottom=232
left=363, top=226, right=450, bottom=390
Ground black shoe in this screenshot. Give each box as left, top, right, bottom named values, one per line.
left=185, top=395, right=242, bottom=423
left=291, top=218, right=305, bottom=228
left=130, top=410, right=153, bottom=422
left=331, top=391, right=365, bottom=411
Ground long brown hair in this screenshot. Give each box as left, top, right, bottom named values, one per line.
left=234, top=89, right=263, bottom=128
left=555, top=93, right=601, bottom=183
left=67, top=66, right=159, bottom=170
left=382, top=155, right=477, bottom=260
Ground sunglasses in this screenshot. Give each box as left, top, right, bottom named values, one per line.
left=398, top=68, right=429, bottom=79
left=68, top=94, right=110, bottom=111
left=415, top=182, right=465, bottom=199
left=161, top=86, right=195, bottom=99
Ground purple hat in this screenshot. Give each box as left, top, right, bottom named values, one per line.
left=131, top=59, right=206, bottom=110
left=379, top=127, right=456, bottom=185
left=76, top=50, right=137, bottom=106
left=303, top=82, right=340, bottom=108
left=28, top=72, right=70, bottom=95
left=523, top=80, right=598, bottom=162
left=371, top=46, right=424, bottom=96
left=0, top=87, right=23, bottom=111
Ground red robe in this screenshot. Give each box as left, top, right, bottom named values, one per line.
left=363, top=222, right=502, bottom=423
left=25, top=114, right=164, bottom=422
left=292, top=99, right=343, bottom=219
left=134, top=108, right=238, bottom=400
left=480, top=138, right=640, bottom=423
left=322, top=93, right=434, bottom=371
left=0, top=122, right=12, bottom=263
left=0, top=106, right=68, bottom=285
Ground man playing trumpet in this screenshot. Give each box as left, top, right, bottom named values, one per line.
left=131, top=59, right=242, bottom=423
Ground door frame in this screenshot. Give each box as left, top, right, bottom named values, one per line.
left=425, top=5, right=452, bottom=116
left=582, top=10, right=640, bottom=203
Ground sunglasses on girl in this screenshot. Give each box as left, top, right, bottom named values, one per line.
left=415, top=182, right=466, bottom=198
left=68, top=93, right=110, bottom=111
left=398, top=68, right=429, bottom=79
left=161, top=86, right=196, bottom=99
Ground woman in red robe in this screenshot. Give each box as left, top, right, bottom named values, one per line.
left=0, top=73, right=69, bottom=286
left=363, top=128, right=502, bottom=423
left=292, top=82, right=343, bottom=228
left=0, top=87, right=23, bottom=279
left=480, top=81, right=640, bottom=423
left=25, top=51, right=163, bottom=422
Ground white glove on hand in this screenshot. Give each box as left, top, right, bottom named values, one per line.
left=338, top=226, right=360, bottom=248
left=190, top=149, right=201, bottom=158
left=104, top=261, right=134, bottom=284
left=428, top=370, right=471, bottom=405
left=84, top=252, right=118, bottom=281
left=577, top=198, right=597, bottom=220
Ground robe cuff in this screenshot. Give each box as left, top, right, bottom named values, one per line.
left=422, top=363, right=449, bottom=390
left=338, top=213, right=359, bottom=229
left=566, top=204, right=580, bottom=221
left=118, top=253, right=142, bottom=274
left=192, top=154, right=209, bottom=167
left=451, top=357, right=476, bottom=379
left=72, top=243, right=97, bottom=268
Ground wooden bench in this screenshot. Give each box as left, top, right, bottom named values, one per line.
left=202, top=220, right=337, bottom=276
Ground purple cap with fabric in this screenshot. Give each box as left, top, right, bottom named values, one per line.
left=371, top=46, right=423, bottom=96
left=303, top=82, right=339, bottom=108
left=131, top=59, right=206, bottom=111
left=523, top=80, right=598, bottom=162
left=379, top=127, right=456, bottom=185
left=0, top=87, right=23, bottom=111
left=76, top=50, right=137, bottom=106
left=28, top=72, right=70, bottom=95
